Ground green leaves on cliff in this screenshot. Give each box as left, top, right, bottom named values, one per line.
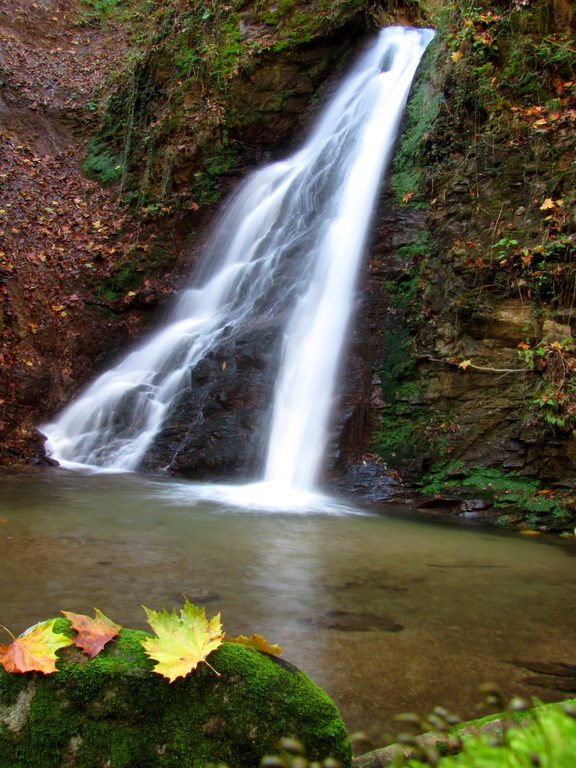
left=0, top=602, right=282, bottom=680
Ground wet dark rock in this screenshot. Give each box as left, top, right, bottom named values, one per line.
left=140, top=319, right=284, bottom=479
left=415, top=496, right=462, bottom=510
left=460, top=498, right=494, bottom=514
left=326, top=458, right=411, bottom=503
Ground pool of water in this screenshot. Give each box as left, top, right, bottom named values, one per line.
left=1, top=467, right=575, bottom=744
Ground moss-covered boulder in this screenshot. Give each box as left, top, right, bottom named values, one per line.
left=0, top=622, right=351, bottom=768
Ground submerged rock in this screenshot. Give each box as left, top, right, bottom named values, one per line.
left=301, top=609, right=404, bottom=633
left=0, top=622, right=351, bottom=768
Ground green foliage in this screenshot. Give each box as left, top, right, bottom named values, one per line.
left=491, top=237, right=519, bottom=261
left=488, top=228, right=576, bottom=304
left=501, top=27, right=576, bottom=103
left=190, top=142, right=239, bottom=207
left=94, top=243, right=170, bottom=303
left=402, top=702, right=576, bottom=768
left=518, top=337, right=576, bottom=430
left=80, top=0, right=123, bottom=24
left=421, top=463, right=537, bottom=496
left=419, top=462, right=573, bottom=528
left=83, top=140, right=123, bottom=186
left=260, top=736, right=344, bottom=768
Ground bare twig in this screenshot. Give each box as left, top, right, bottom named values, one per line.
left=416, top=354, right=531, bottom=374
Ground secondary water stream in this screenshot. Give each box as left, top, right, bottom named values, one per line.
left=1, top=468, right=575, bottom=742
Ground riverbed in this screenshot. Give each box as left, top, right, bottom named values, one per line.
left=1, top=466, right=574, bottom=744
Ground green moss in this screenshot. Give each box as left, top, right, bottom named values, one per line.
left=384, top=234, right=433, bottom=309
left=93, top=242, right=172, bottom=303
left=0, top=665, right=29, bottom=707
left=83, top=139, right=123, bottom=187
left=190, top=142, right=240, bottom=207
left=371, top=230, right=450, bottom=466
left=390, top=39, right=442, bottom=206
left=419, top=462, right=574, bottom=529
left=373, top=329, right=439, bottom=465
left=261, top=0, right=364, bottom=45
left=78, top=0, right=371, bottom=207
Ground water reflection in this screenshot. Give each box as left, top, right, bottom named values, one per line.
left=0, top=467, right=575, bottom=742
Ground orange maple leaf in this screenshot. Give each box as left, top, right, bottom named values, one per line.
left=62, top=608, right=122, bottom=658
left=226, top=633, right=282, bottom=656
left=0, top=619, right=72, bottom=674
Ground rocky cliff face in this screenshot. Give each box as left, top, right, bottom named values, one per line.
left=336, top=0, right=576, bottom=526
left=3, top=0, right=576, bottom=527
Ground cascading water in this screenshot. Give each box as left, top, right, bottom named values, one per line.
left=42, top=26, right=434, bottom=506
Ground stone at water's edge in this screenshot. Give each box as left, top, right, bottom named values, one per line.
left=0, top=622, right=351, bottom=768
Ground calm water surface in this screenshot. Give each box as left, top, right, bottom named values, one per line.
left=1, top=467, right=575, bottom=743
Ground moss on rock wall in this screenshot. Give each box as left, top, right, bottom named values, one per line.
left=85, top=0, right=372, bottom=209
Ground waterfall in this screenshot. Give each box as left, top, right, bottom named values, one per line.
left=42, top=26, right=434, bottom=501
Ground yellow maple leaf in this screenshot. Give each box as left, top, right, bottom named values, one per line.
left=540, top=198, right=556, bottom=210
left=458, top=360, right=472, bottom=370
left=227, top=633, right=282, bottom=656
left=451, top=50, right=464, bottom=63
left=141, top=600, right=223, bottom=682
left=0, top=619, right=72, bottom=674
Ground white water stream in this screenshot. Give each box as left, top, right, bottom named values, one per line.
left=42, top=27, right=434, bottom=505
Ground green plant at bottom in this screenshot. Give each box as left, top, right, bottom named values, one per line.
left=402, top=701, right=576, bottom=767
left=518, top=337, right=576, bottom=430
